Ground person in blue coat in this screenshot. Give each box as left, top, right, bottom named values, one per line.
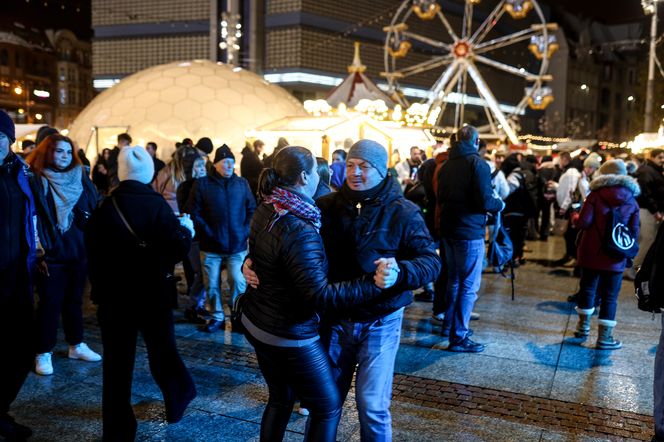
left=187, top=144, right=256, bottom=332
left=0, top=110, right=38, bottom=441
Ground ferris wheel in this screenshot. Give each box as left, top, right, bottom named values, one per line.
left=383, top=0, right=558, bottom=144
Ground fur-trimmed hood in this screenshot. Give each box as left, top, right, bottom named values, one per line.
left=590, top=174, right=640, bottom=196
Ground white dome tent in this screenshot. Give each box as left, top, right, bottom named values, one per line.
left=68, top=60, right=306, bottom=162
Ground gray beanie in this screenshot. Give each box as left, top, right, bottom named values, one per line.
left=347, top=139, right=388, bottom=178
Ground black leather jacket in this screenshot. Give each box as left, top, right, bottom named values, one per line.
left=243, top=200, right=381, bottom=340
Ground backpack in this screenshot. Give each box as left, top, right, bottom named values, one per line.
left=635, top=222, right=664, bottom=313
left=487, top=213, right=516, bottom=300
left=603, top=205, right=638, bottom=259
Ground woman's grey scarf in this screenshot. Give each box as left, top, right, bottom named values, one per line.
left=41, top=165, right=83, bottom=233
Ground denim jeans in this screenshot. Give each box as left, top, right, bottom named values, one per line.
left=442, top=238, right=485, bottom=344
left=654, top=314, right=664, bottom=438
left=201, top=250, right=247, bottom=320
left=323, top=308, right=404, bottom=442
left=245, top=333, right=341, bottom=442
left=577, top=268, right=622, bottom=321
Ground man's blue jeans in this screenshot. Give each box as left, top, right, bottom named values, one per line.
left=201, top=250, right=247, bottom=320
left=442, top=238, right=485, bottom=344
left=323, top=307, right=404, bottom=442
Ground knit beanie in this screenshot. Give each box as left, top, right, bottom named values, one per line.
left=599, top=159, right=627, bottom=176
left=195, top=137, right=213, bottom=155
left=118, top=146, right=154, bottom=184
left=583, top=153, right=601, bottom=170
left=347, top=139, right=388, bottom=178
left=0, top=110, right=15, bottom=143
left=214, top=144, right=235, bottom=163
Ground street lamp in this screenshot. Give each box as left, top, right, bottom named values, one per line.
left=642, top=0, right=661, bottom=132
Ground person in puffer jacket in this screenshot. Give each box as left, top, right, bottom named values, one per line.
left=241, top=145, right=397, bottom=442
left=573, top=159, right=640, bottom=350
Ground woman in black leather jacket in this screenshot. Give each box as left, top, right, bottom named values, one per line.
left=241, top=146, right=396, bottom=442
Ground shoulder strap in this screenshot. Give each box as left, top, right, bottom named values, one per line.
left=111, top=197, right=147, bottom=248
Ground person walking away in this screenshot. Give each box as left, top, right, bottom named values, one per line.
left=573, top=159, right=639, bottom=349
left=240, top=139, right=265, bottom=199
left=26, top=134, right=102, bottom=376
left=0, top=110, right=38, bottom=441
left=437, top=126, right=504, bottom=352
left=501, top=153, right=536, bottom=266
left=187, top=144, right=255, bottom=332
left=537, top=155, right=558, bottom=241
left=85, top=146, right=197, bottom=441
left=242, top=145, right=398, bottom=442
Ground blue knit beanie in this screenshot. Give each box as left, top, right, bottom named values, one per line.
left=0, top=110, right=15, bottom=143
left=347, top=139, right=388, bottom=178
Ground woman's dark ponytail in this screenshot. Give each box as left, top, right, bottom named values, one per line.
left=258, top=146, right=315, bottom=199
left=258, top=167, right=280, bottom=199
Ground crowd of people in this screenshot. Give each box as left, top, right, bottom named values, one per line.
left=2, top=106, right=664, bottom=441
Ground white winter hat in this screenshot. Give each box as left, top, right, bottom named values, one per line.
left=118, top=146, right=154, bottom=184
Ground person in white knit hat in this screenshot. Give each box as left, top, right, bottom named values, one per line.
left=85, top=145, right=197, bottom=441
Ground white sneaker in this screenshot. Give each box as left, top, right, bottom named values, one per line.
left=470, top=312, right=481, bottom=321
left=68, top=343, right=102, bottom=362
left=432, top=313, right=445, bottom=322
left=297, top=407, right=310, bottom=416
left=35, top=353, right=53, bottom=376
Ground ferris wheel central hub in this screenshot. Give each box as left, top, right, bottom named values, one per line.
left=453, top=41, right=471, bottom=58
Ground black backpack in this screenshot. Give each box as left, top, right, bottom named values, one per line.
left=635, top=222, right=664, bottom=313
left=487, top=213, right=516, bottom=300
left=603, top=204, right=638, bottom=259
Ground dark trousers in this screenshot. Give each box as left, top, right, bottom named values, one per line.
left=577, top=268, right=622, bottom=320
left=98, top=302, right=196, bottom=442
left=564, top=224, right=579, bottom=259
left=245, top=332, right=341, bottom=442
left=0, top=266, right=34, bottom=416
left=35, top=261, right=86, bottom=353
left=433, top=239, right=448, bottom=315
left=538, top=199, right=553, bottom=239
left=183, top=241, right=205, bottom=309
left=504, top=215, right=527, bottom=260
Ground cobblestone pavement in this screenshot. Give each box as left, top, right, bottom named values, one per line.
left=9, top=237, right=661, bottom=441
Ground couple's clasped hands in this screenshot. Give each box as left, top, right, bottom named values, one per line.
left=241, top=257, right=400, bottom=290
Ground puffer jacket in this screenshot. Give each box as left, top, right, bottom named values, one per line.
left=186, top=171, right=255, bottom=254
left=317, top=177, right=441, bottom=322
left=437, top=140, right=504, bottom=240
left=243, top=200, right=382, bottom=340
left=85, top=180, right=192, bottom=305
left=575, top=174, right=640, bottom=272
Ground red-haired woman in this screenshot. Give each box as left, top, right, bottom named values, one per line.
left=26, top=134, right=102, bottom=376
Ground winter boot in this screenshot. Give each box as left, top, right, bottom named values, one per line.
left=596, top=319, right=622, bottom=350
left=573, top=307, right=594, bottom=338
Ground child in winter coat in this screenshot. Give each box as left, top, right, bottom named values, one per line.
left=573, top=159, right=640, bottom=349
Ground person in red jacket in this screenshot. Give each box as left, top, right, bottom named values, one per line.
left=573, top=159, right=640, bottom=350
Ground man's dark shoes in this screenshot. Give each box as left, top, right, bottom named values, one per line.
left=448, top=337, right=485, bottom=353
left=415, top=289, right=434, bottom=302
left=0, top=414, right=32, bottom=441
left=183, top=307, right=206, bottom=324
left=166, top=385, right=197, bottom=424
left=202, top=318, right=225, bottom=333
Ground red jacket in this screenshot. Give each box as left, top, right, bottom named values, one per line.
left=574, top=174, right=640, bottom=272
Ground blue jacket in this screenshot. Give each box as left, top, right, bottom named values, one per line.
left=0, top=153, right=37, bottom=301
left=317, top=177, right=441, bottom=322
left=437, top=140, right=504, bottom=240
left=186, top=171, right=256, bottom=254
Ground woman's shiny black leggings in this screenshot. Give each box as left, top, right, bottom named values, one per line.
left=246, top=333, right=342, bottom=442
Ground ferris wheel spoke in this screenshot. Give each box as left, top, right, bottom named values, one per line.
left=437, top=9, right=460, bottom=42
left=483, top=105, right=499, bottom=136
left=474, top=55, right=539, bottom=81
left=425, top=60, right=460, bottom=107
left=462, top=1, right=474, bottom=40
left=394, top=55, right=455, bottom=78
left=466, top=61, right=519, bottom=144
left=473, top=28, right=539, bottom=54
left=469, top=0, right=506, bottom=45
left=401, top=31, right=453, bottom=50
